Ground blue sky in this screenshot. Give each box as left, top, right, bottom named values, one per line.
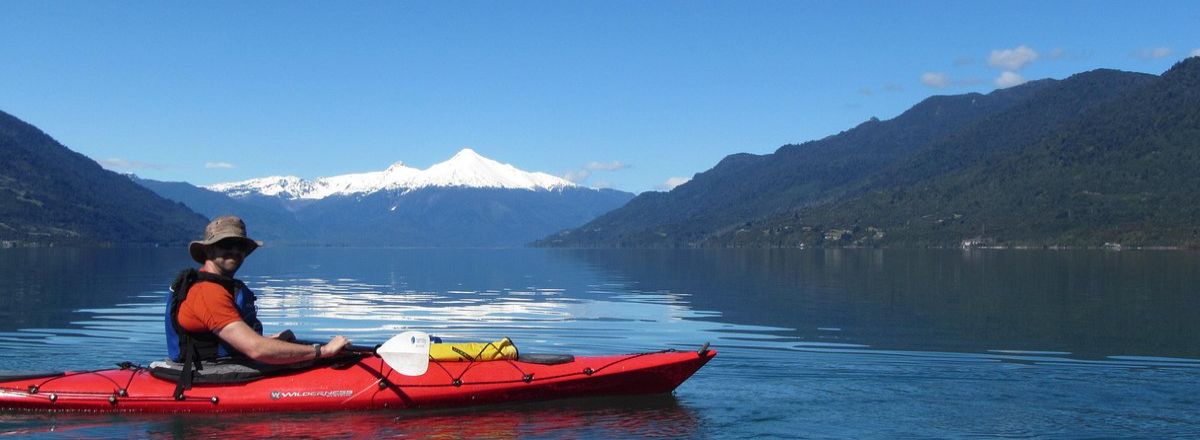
left=2, top=1, right=1197, bottom=193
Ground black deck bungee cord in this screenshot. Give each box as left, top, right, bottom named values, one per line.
left=2, top=361, right=225, bottom=404
left=385, top=343, right=681, bottom=388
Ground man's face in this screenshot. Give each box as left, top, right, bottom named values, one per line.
left=207, top=239, right=249, bottom=275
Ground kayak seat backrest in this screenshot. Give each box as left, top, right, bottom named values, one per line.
left=149, top=359, right=306, bottom=384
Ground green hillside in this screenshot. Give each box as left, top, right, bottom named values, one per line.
left=0, top=110, right=207, bottom=246
left=538, top=59, right=1200, bottom=248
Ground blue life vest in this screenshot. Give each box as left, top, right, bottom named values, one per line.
left=165, top=269, right=264, bottom=362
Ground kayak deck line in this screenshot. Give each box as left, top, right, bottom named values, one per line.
left=409, top=348, right=686, bottom=387
left=0, top=348, right=716, bottom=413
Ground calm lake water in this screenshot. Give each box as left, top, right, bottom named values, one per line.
left=0, top=248, right=1198, bottom=438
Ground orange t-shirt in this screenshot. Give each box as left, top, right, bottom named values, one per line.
left=177, top=281, right=243, bottom=333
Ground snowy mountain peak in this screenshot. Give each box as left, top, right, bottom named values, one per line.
left=385, top=161, right=411, bottom=172
left=208, top=175, right=313, bottom=198
left=207, top=150, right=576, bottom=200
left=452, top=148, right=483, bottom=159
left=441, top=148, right=493, bottom=170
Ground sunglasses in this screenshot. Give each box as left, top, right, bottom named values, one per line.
left=212, top=240, right=251, bottom=254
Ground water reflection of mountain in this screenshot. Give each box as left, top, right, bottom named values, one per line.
left=241, top=248, right=713, bottom=352
left=6, top=247, right=1197, bottom=364
left=555, top=249, right=1200, bottom=359
left=0, top=248, right=190, bottom=331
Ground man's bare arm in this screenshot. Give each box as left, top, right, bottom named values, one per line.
left=215, top=321, right=349, bottom=364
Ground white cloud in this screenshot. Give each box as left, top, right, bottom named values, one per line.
left=920, top=72, right=984, bottom=89
left=921, top=72, right=949, bottom=88
left=564, top=159, right=630, bottom=184
left=995, top=71, right=1027, bottom=88
left=1047, top=48, right=1066, bottom=60
left=1134, top=47, right=1173, bottom=60
left=591, top=181, right=613, bottom=189
left=205, top=162, right=236, bottom=169
left=988, top=45, right=1039, bottom=71
left=98, top=158, right=166, bottom=170
left=656, top=177, right=690, bottom=191
left=1190, top=48, right=1200, bottom=58
left=584, top=161, right=629, bottom=171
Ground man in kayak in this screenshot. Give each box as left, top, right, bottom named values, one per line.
left=166, top=216, right=351, bottom=367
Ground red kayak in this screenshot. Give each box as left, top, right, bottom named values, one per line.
left=0, top=348, right=714, bottom=413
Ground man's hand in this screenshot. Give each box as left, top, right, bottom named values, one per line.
left=321, top=335, right=352, bottom=357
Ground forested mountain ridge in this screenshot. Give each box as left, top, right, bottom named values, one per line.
left=538, top=59, right=1199, bottom=248
left=0, top=110, right=207, bottom=246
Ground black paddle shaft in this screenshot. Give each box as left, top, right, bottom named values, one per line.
left=275, top=330, right=378, bottom=356
left=293, top=338, right=379, bottom=356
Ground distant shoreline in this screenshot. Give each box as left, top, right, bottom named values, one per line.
left=4, top=241, right=1194, bottom=251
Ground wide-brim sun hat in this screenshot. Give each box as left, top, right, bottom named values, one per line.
left=189, top=215, right=263, bottom=264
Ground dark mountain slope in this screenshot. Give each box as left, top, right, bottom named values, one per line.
left=294, top=187, right=635, bottom=247
left=715, top=60, right=1199, bottom=247
left=538, top=77, right=1058, bottom=247
left=0, top=110, right=207, bottom=245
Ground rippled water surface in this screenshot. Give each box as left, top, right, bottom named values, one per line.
left=1, top=248, right=1198, bottom=438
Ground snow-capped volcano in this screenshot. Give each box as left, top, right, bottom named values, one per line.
left=138, top=148, right=634, bottom=246
left=208, top=149, right=576, bottom=200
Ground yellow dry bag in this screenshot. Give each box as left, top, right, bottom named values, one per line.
left=429, top=337, right=518, bottom=362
